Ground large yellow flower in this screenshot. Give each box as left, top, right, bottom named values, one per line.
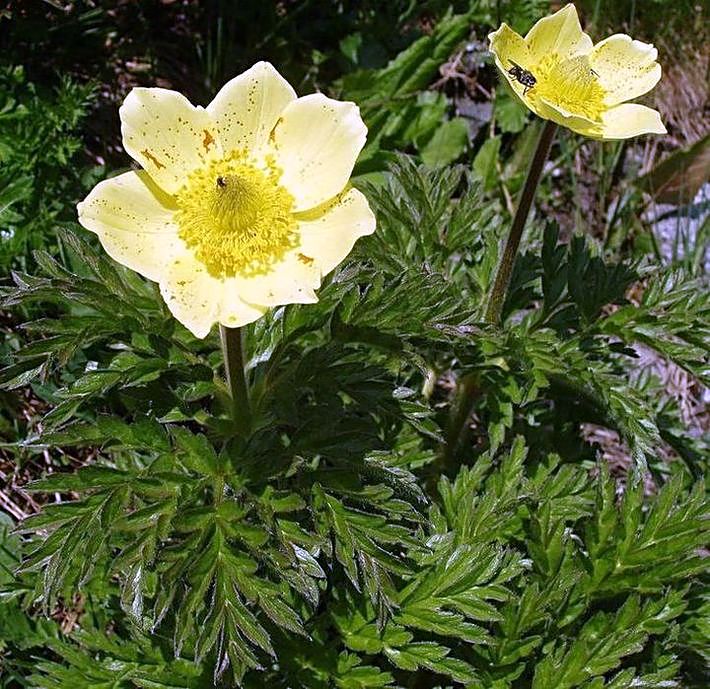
left=78, top=62, right=375, bottom=337
left=488, top=3, right=666, bottom=139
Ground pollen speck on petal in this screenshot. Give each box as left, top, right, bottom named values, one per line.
left=141, top=149, right=165, bottom=170
left=202, top=129, right=216, bottom=152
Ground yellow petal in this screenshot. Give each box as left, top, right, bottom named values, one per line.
left=77, top=171, right=184, bottom=282
left=161, top=254, right=268, bottom=337
left=120, top=88, right=222, bottom=195
left=531, top=52, right=607, bottom=121
left=488, top=23, right=536, bottom=103
left=597, top=103, right=667, bottom=140
left=535, top=95, right=600, bottom=135
left=219, top=281, right=268, bottom=328
left=525, top=3, right=593, bottom=61
left=235, top=250, right=321, bottom=307
left=297, top=188, right=375, bottom=275
left=160, top=255, right=221, bottom=338
left=269, top=93, right=367, bottom=211
left=206, top=61, right=296, bottom=156
left=589, top=34, right=662, bottom=106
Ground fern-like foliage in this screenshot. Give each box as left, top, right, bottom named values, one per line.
left=1, top=159, right=707, bottom=688
left=0, top=67, right=97, bottom=271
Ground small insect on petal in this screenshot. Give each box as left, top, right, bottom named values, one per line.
left=488, top=4, right=665, bottom=139
left=507, top=60, right=537, bottom=95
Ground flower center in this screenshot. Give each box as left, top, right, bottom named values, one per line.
left=175, top=151, right=298, bottom=277
left=532, top=54, right=606, bottom=121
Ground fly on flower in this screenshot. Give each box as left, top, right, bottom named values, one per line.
left=77, top=62, right=375, bottom=337
left=507, top=60, right=537, bottom=95
left=488, top=3, right=666, bottom=139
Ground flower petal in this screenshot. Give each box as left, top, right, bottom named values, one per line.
left=219, top=281, right=268, bottom=328
left=235, top=250, right=321, bottom=307
left=120, top=88, right=222, bottom=195
left=525, top=3, right=593, bottom=61
left=597, top=103, right=667, bottom=139
left=297, top=188, right=375, bottom=275
left=160, top=255, right=221, bottom=338
left=589, top=34, right=662, bottom=106
left=160, top=255, right=269, bottom=337
left=77, top=171, right=185, bottom=282
left=488, top=24, right=536, bottom=103
left=206, top=61, right=296, bottom=157
left=269, top=93, right=367, bottom=211
left=535, top=95, right=600, bottom=134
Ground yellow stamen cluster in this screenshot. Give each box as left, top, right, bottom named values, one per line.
left=532, top=54, right=605, bottom=121
left=175, top=151, right=297, bottom=277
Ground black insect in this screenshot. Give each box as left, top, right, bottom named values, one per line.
left=507, top=60, right=537, bottom=95
left=216, top=176, right=227, bottom=188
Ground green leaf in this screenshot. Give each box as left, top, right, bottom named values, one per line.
left=420, top=118, right=469, bottom=167
left=473, top=136, right=502, bottom=191
left=385, top=641, right=479, bottom=683
left=171, top=426, right=221, bottom=476
left=0, top=174, right=32, bottom=223
left=494, top=89, right=528, bottom=133
left=531, top=592, right=687, bottom=689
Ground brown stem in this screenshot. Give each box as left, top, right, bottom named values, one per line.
left=485, top=119, right=558, bottom=324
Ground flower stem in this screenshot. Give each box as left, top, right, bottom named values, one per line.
left=440, top=371, right=481, bottom=472
left=220, top=325, right=250, bottom=432
left=485, top=119, right=557, bottom=324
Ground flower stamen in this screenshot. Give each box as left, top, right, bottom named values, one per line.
left=532, top=54, right=606, bottom=121
left=175, top=151, right=298, bottom=278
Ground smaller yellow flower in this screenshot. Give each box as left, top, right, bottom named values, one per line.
left=78, top=62, right=375, bottom=338
left=488, top=3, right=666, bottom=139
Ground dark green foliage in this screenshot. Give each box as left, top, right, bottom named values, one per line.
left=0, top=67, right=97, bottom=271
left=1, top=2, right=708, bottom=685
left=1, top=157, right=707, bottom=687
left=28, top=630, right=209, bottom=689
left=344, top=11, right=476, bottom=171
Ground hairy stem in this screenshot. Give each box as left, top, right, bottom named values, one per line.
left=485, top=119, right=557, bottom=324
left=440, top=371, right=482, bottom=472
left=220, top=325, right=250, bottom=433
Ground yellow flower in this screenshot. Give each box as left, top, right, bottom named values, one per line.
left=77, top=62, right=375, bottom=337
left=488, top=3, right=666, bottom=139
